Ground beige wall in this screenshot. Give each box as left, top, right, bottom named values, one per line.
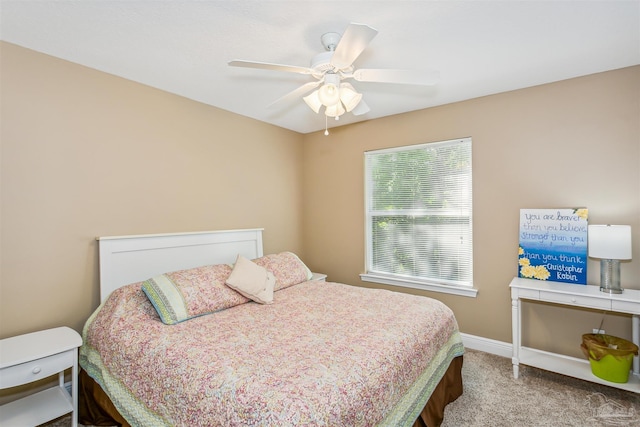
left=302, top=66, right=640, bottom=357
left=2, top=41, right=639, bottom=360
left=1, top=42, right=305, bottom=338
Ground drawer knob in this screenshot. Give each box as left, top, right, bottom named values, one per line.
left=32, top=366, right=41, bottom=374
left=571, top=298, right=577, bottom=303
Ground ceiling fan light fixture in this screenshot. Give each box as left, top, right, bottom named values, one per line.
left=339, top=83, right=362, bottom=112
left=303, top=91, right=323, bottom=113
left=325, top=103, right=345, bottom=118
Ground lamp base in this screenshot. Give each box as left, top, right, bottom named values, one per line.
left=599, top=259, right=623, bottom=294
left=600, top=287, right=624, bottom=294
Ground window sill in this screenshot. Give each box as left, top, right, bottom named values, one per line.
left=360, top=273, right=478, bottom=298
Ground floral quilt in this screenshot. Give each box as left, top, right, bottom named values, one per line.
left=81, top=278, right=463, bottom=427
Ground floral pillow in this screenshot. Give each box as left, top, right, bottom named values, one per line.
left=142, top=263, right=249, bottom=325
left=252, top=252, right=313, bottom=291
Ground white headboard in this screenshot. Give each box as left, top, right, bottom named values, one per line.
left=97, top=228, right=264, bottom=302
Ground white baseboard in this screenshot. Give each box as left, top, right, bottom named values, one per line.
left=460, top=333, right=512, bottom=359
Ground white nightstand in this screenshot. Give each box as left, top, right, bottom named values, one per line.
left=0, top=327, right=83, bottom=426
left=311, top=272, right=327, bottom=281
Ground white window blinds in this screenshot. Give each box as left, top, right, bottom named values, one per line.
left=364, top=138, right=473, bottom=288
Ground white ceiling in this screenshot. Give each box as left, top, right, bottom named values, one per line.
left=2, top=1, right=639, bottom=134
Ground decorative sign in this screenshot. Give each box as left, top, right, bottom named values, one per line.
left=518, top=208, right=588, bottom=284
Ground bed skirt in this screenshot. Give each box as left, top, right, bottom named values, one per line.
left=412, top=355, right=463, bottom=427
left=78, top=355, right=463, bottom=427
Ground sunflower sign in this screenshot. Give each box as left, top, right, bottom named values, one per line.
left=518, top=208, right=588, bottom=284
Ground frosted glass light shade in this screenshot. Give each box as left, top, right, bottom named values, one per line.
left=324, top=103, right=345, bottom=118
left=339, top=83, right=362, bottom=112
left=318, top=84, right=340, bottom=106
left=303, top=91, right=322, bottom=113
left=588, top=225, right=632, bottom=260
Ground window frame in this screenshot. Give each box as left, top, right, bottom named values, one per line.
left=360, top=137, right=477, bottom=298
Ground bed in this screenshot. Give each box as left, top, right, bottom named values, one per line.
left=79, top=229, right=464, bottom=426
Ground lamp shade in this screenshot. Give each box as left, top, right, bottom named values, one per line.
left=588, top=225, right=632, bottom=260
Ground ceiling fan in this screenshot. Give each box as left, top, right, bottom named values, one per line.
left=228, top=23, right=440, bottom=123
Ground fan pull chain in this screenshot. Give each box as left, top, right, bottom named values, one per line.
left=324, top=114, right=329, bottom=136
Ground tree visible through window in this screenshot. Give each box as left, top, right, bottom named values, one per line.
left=364, top=138, right=473, bottom=288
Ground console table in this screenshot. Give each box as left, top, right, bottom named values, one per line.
left=510, top=277, right=640, bottom=393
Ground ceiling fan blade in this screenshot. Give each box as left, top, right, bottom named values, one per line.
left=330, top=23, right=378, bottom=69
left=267, top=80, right=322, bottom=108
left=353, top=68, right=440, bottom=85
left=229, top=60, right=314, bottom=75
left=351, top=99, right=370, bottom=116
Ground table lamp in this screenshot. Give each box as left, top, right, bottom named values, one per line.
left=588, top=224, right=632, bottom=294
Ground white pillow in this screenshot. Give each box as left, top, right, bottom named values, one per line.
left=225, top=255, right=275, bottom=304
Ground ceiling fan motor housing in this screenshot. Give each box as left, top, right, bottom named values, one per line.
left=311, top=51, right=334, bottom=71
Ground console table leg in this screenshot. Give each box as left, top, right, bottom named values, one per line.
left=511, top=297, right=521, bottom=379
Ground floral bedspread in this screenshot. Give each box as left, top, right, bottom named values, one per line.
left=81, top=280, right=463, bottom=427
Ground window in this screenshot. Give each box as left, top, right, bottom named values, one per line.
left=361, top=137, right=476, bottom=297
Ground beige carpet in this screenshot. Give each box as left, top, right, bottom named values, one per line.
left=40, top=349, right=639, bottom=426
left=442, top=349, right=640, bottom=427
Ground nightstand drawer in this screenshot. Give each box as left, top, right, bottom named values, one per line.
left=0, top=350, right=74, bottom=389
left=539, top=291, right=611, bottom=311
